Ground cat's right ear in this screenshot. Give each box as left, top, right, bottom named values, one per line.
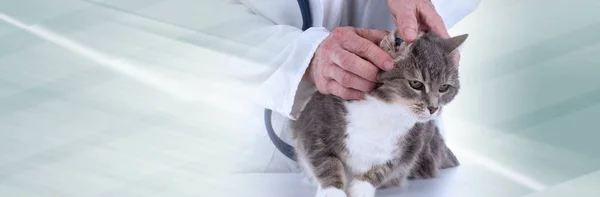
left=443, top=34, right=469, bottom=66
left=443, top=34, right=469, bottom=54
left=379, top=29, right=412, bottom=62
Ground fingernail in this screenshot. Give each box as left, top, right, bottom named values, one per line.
left=404, top=28, right=417, bottom=41
left=385, top=60, right=395, bottom=70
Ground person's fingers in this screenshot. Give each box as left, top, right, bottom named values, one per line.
left=331, top=49, right=380, bottom=82
left=311, top=67, right=328, bottom=94
left=326, top=80, right=364, bottom=100
left=354, top=28, right=390, bottom=44
left=324, top=64, right=376, bottom=92
left=340, top=36, right=395, bottom=71
left=391, top=4, right=419, bottom=42
left=417, top=2, right=449, bottom=38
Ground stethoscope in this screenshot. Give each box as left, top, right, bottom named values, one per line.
left=264, top=0, right=312, bottom=162
left=265, top=0, right=403, bottom=162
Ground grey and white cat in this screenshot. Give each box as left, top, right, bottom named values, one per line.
left=291, top=30, right=468, bottom=197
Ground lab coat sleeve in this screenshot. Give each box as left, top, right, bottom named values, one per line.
left=259, top=28, right=329, bottom=120
left=199, top=1, right=330, bottom=120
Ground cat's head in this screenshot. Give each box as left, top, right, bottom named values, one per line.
left=372, top=30, right=468, bottom=121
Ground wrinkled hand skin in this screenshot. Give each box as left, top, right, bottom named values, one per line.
left=306, top=0, right=462, bottom=101
left=305, top=27, right=394, bottom=101
left=387, top=0, right=450, bottom=42
left=388, top=0, right=462, bottom=65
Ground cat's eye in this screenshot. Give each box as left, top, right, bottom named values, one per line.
left=409, top=81, right=424, bottom=90
left=439, top=84, right=450, bottom=93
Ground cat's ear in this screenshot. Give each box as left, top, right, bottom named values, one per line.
left=443, top=34, right=468, bottom=66
left=379, top=29, right=412, bottom=62
left=443, top=34, right=468, bottom=53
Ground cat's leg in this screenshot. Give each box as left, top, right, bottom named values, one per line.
left=410, top=145, right=459, bottom=178
left=432, top=122, right=459, bottom=169
left=297, top=151, right=318, bottom=186
left=409, top=140, right=440, bottom=179
left=410, top=124, right=459, bottom=179
left=347, top=164, right=399, bottom=197
left=410, top=156, right=439, bottom=179
left=440, top=146, right=460, bottom=169
left=347, top=179, right=377, bottom=197
left=411, top=146, right=459, bottom=178
left=379, top=177, right=401, bottom=189
left=306, top=156, right=348, bottom=197
left=348, top=166, right=414, bottom=196
left=348, top=122, right=429, bottom=196
left=379, top=175, right=409, bottom=190
left=295, top=146, right=318, bottom=186
left=349, top=126, right=429, bottom=195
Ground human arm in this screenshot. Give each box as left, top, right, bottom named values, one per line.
left=197, top=0, right=330, bottom=119
left=200, top=1, right=396, bottom=119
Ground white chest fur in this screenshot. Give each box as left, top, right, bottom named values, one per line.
left=343, top=96, right=419, bottom=174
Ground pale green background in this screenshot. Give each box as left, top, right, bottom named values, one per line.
left=0, top=0, right=599, bottom=196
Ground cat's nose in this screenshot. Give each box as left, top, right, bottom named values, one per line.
left=427, top=107, right=438, bottom=114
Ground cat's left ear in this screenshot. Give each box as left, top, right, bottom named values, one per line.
left=443, top=34, right=469, bottom=66
left=379, top=29, right=413, bottom=62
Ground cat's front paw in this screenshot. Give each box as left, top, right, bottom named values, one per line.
left=301, top=172, right=318, bottom=187
left=410, top=167, right=439, bottom=179
left=379, top=176, right=408, bottom=190
left=348, top=180, right=376, bottom=197
left=302, top=176, right=317, bottom=187
left=410, top=159, right=439, bottom=179
left=316, top=187, right=347, bottom=197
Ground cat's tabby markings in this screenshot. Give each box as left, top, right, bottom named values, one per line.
left=292, top=30, right=468, bottom=197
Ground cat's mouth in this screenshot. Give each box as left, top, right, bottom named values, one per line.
left=415, top=113, right=434, bottom=121
left=412, top=105, right=441, bottom=121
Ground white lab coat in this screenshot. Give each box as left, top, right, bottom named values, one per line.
left=202, top=0, right=479, bottom=120
left=200, top=0, right=480, bottom=171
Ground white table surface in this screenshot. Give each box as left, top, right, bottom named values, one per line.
left=223, top=162, right=532, bottom=197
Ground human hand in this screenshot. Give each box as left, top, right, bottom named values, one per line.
left=305, top=27, right=395, bottom=100
left=388, top=0, right=449, bottom=42
left=388, top=0, right=462, bottom=64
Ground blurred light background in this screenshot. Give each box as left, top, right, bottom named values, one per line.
left=0, top=0, right=598, bottom=197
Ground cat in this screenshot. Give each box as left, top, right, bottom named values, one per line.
left=290, top=30, right=468, bottom=197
